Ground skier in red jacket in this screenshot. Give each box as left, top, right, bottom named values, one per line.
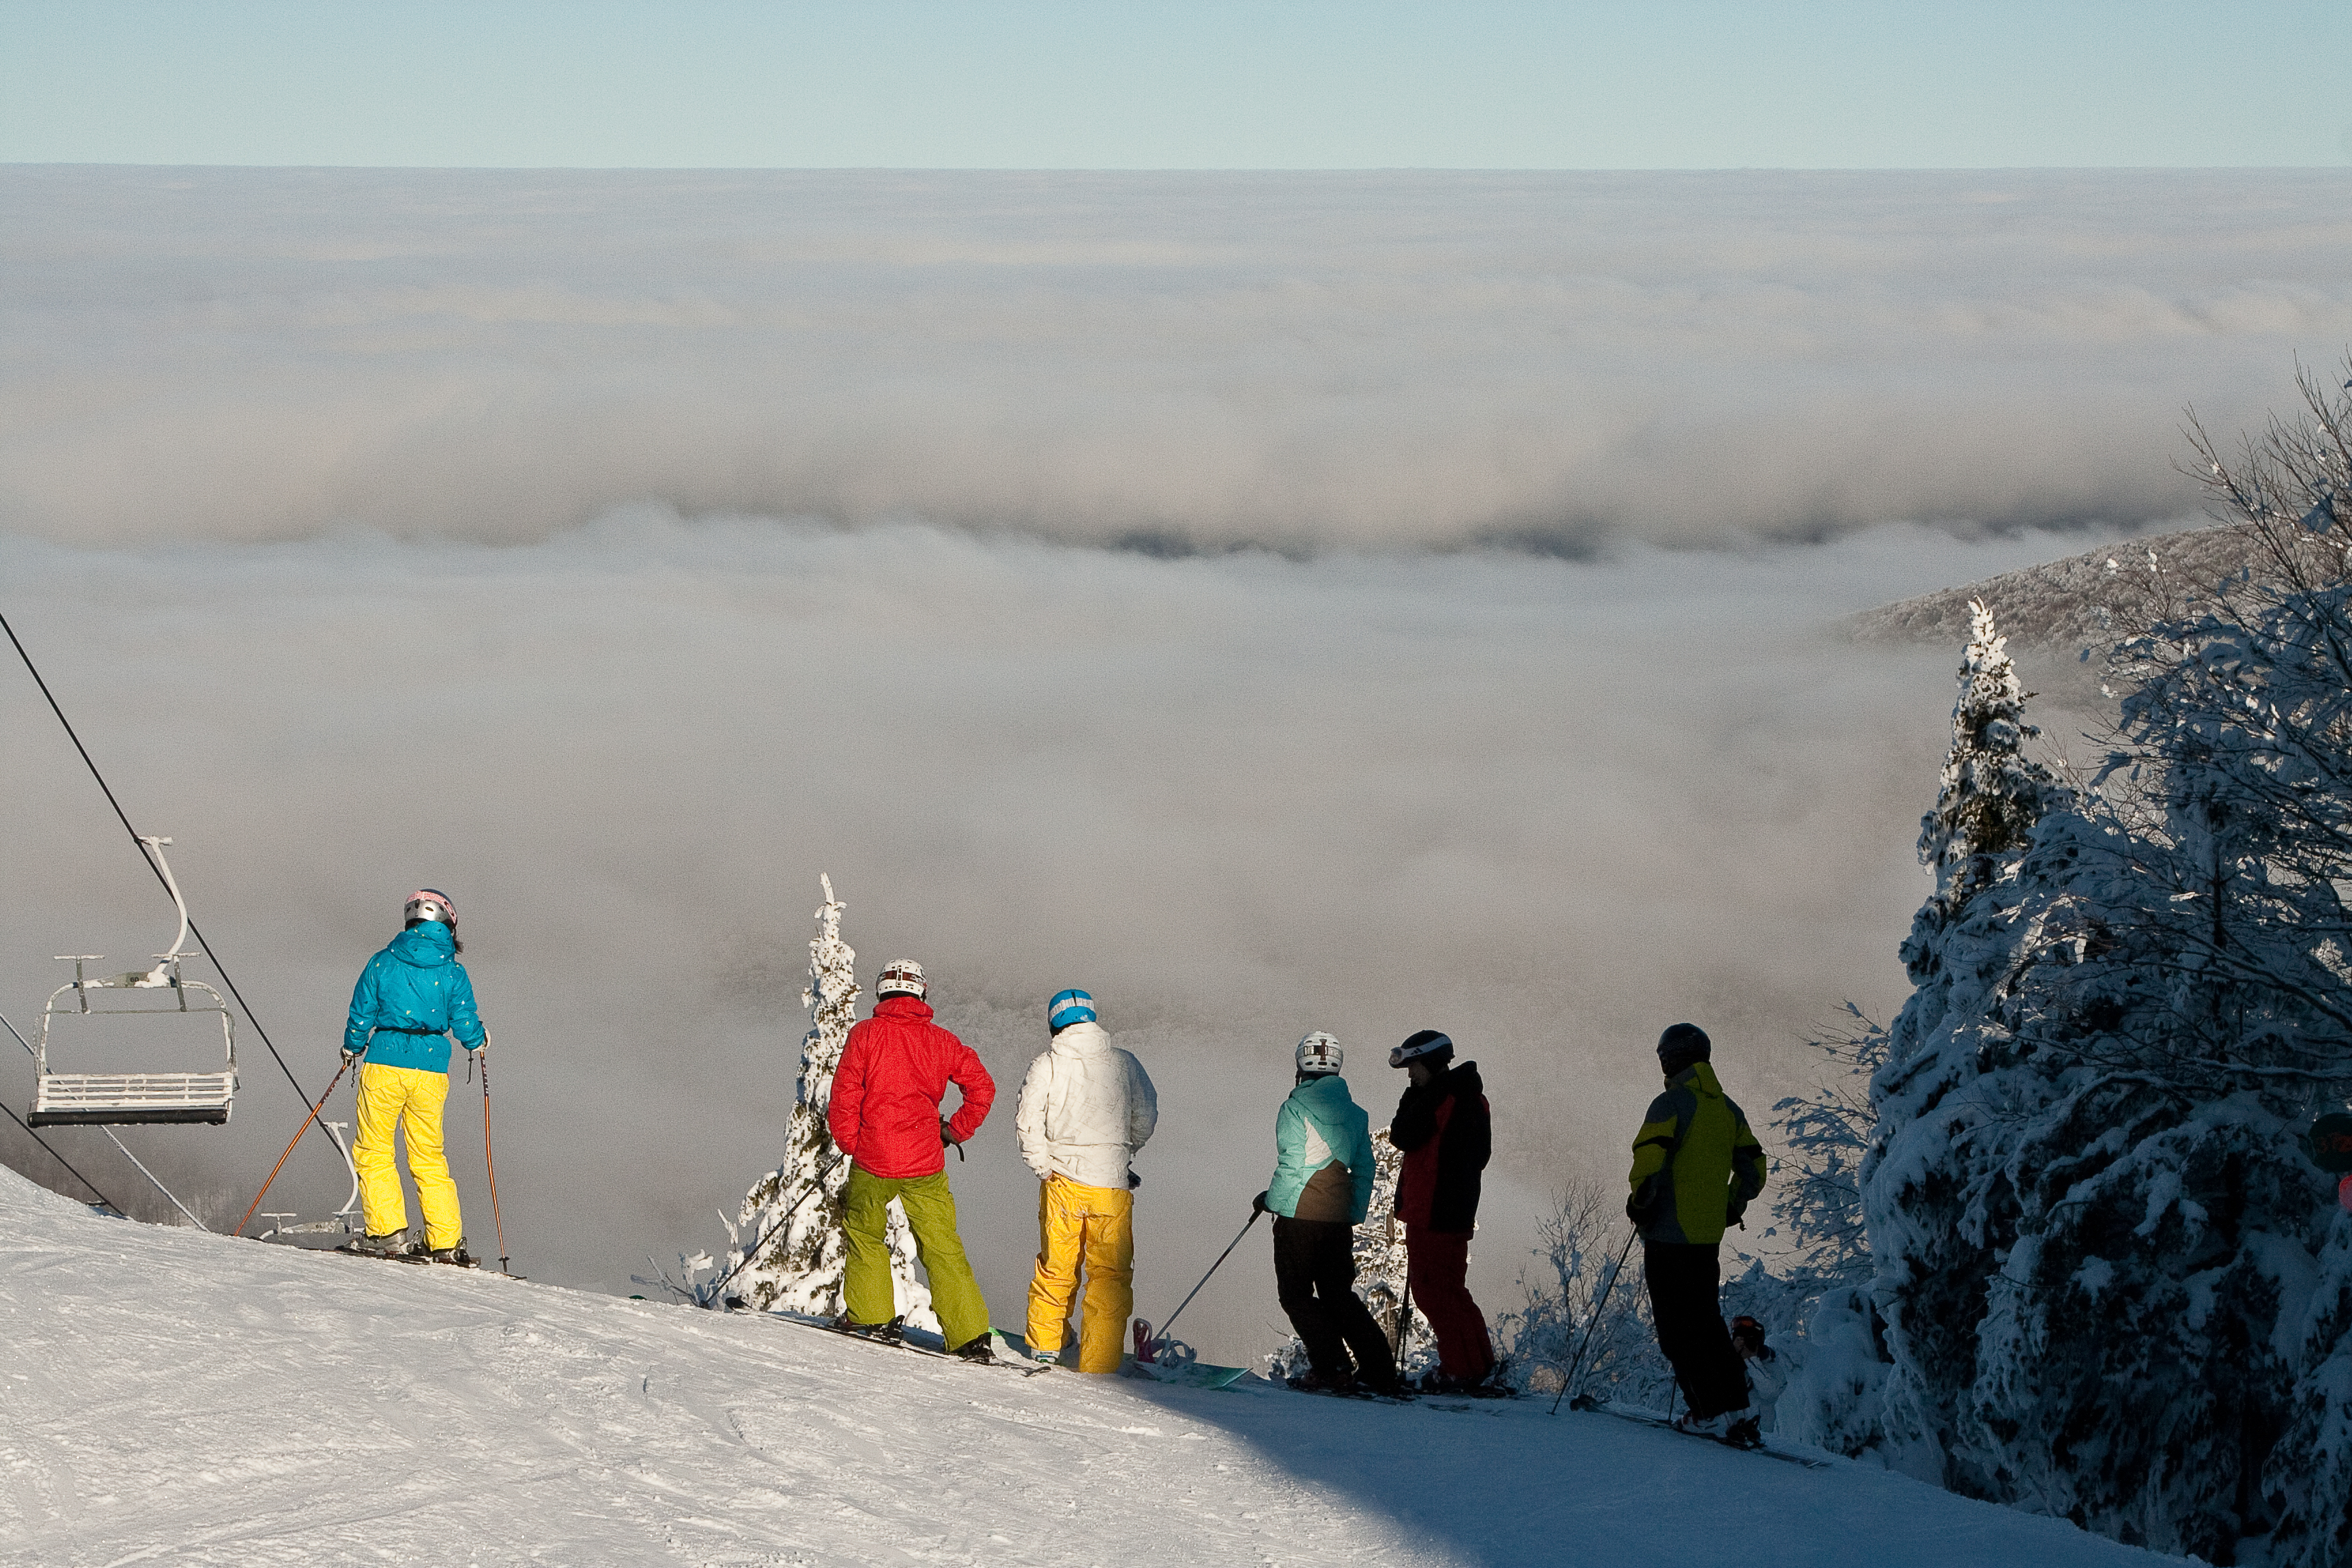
left=826, top=958, right=999, bottom=1359
left=1388, top=1028, right=1498, bottom=1393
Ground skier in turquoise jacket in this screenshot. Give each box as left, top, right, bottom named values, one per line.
left=1253, top=1033, right=1399, bottom=1395
left=342, top=890, right=488, bottom=1260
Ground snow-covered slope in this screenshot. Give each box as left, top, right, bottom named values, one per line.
left=1, top=1171, right=2175, bottom=1568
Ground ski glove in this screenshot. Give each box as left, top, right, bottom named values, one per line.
left=1128, top=1168, right=1143, bottom=1190
left=1252, top=1190, right=1271, bottom=1216
left=341, top=1048, right=363, bottom=1067
left=941, top=1118, right=965, bottom=1160
left=1626, top=1177, right=1661, bottom=1226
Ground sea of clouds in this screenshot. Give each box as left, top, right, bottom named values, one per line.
left=3, top=167, right=2349, bottom=1357
left=8, top=167, right=2352, bottom=555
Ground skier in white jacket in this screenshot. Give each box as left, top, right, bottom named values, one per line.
left=1015, top=989, right=1158, bottom=1371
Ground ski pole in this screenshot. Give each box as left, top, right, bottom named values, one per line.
left=706, top=1151, right=846, bottom=1303
left=480, top=1045, right=510, bottom=1273
left=235, top=1055, right=353, bottom=1239
left=1143, top=1207, right=1263, bottom=1360
left=1388, top=1197, right=1412, bottom=1364
left=1551, top=1227, right=1638, bottom=1416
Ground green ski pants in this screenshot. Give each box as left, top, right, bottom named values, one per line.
left=841, top=1164, right=991, bottom=1350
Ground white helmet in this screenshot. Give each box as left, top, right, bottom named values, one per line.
left=876, top=958, right=927, bottom=999
left=1295, top=1032, right=1343, bottom=1077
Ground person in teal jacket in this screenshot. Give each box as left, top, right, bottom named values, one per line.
left=1252, top=1033, right=1400, bottom=1395
left=342, top=889, right=488, bottom=1260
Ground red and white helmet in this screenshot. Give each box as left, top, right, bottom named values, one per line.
left=404, top=888, right=456, bottom=926
left=876, top=958, right=927, bottom=999
left=1295, top=1031, right=1343, bottom=1077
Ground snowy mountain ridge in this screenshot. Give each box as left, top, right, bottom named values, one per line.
left=0, top=1167, right=2177, bottom=1567
left=1843, top=522, right=2266, bottom=650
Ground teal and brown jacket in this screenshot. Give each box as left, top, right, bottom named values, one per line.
left=1626, top=1061, right=1766, bottom=1245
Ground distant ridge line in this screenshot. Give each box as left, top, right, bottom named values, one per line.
left=1843, top=523, right=2267, bottom=651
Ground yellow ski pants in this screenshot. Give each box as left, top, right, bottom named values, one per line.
left=355, top=1062, right=463, bottom=1250
left=1026, top=1174, right=1134, bottom=1373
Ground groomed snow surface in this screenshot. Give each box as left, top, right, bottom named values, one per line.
left=1, top=1171, right=2175, bottom=1568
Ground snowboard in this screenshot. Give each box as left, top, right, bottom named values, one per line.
left=1126, top=1320, right=1250, bottom=1389
left=1572, top=1397, right=1829, bottom=1469
left=1121, top=1356, right=1251, bottom=1390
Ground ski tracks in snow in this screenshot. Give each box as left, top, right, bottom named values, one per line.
left=0, top=1173, right=1433, bottom=1566
left=1, top=1170, right=2183, bottom=1567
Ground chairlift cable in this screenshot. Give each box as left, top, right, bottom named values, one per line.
left=3, top=1006, right=203, bottom=1226
left=97, top=1127, right=210, bottom=1231
left=0, top=1098, right=124, bottom=1214
left=1, top=608, right=317, bottom=1113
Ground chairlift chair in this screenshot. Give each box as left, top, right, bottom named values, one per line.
left=27, top=836, right=238, bottom=1128
left=259, top=1116, right=363, bottom=1241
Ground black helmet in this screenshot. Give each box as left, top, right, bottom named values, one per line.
left=1656, top=1022, right=1711, bottom=1075
left=1390, top=1029, right=1455, bottom=1069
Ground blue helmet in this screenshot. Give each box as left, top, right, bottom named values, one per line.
left=1048, top=989, right=1097, bottom=1032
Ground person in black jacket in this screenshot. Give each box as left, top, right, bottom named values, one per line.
left=1388, top=1029, right=1497, bottom=1393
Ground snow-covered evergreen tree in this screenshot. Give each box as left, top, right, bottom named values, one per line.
left=723, top=876, right=934, bottom=1330
left=2164, top=359, right=2352, bottom=1568
left=1864, top=600, right=2077, bottom=1486
left=1935, top=371, right=2352, bottom=1565
left=1917, top=601, right=2074, bottom=916
left=1867, top=364, right=2352, bottom=1563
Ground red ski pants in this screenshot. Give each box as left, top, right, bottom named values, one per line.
left=1405, top=1224, right=1493, bottom=1381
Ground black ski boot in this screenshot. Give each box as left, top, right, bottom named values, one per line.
left=1284, top=1368, right=1357, bottom=1395
left=833, top=1313, right=905, bottom=1345
left=952, top=1333, right=999, bottom=1364
left=1421, top=1362, right=1516, bottom=1399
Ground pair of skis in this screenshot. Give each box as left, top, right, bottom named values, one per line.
left=750, top=1308, right=1051, bottom=1375
left=331, top=1239, right=520, bottom=1277
left=1571, top=1395, right=1829, bottom=1469
left=752, top=1307, right=1255, bottom=1387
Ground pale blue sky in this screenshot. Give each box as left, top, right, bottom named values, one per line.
left=3, top=1, right=2348, bottom=169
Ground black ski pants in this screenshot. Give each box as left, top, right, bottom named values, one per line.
left=1273, top=1215, right=1398, bottom=1387
left=1644, top=1240, right=1749, bottom=1421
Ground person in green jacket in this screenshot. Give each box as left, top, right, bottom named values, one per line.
left=1627, top=1022, right=1767, bottom=1443
left=1253, top=1032, right=1401, bottom=1396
